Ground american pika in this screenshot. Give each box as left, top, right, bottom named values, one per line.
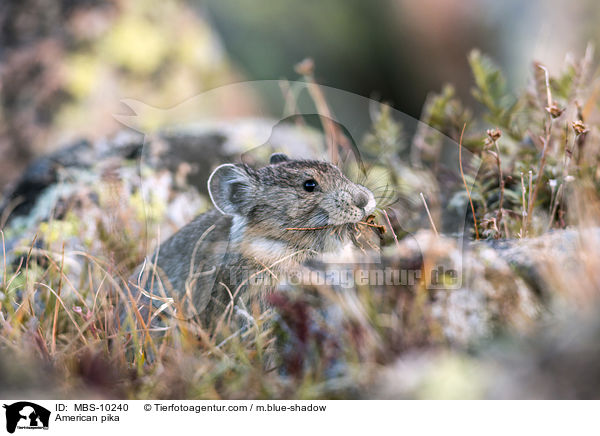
left=132, top=153, right=376, bottom=326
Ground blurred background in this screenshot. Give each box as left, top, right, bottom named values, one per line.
left=1, top=0, right=598, bottom=190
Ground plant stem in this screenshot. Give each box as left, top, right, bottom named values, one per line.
left=458, top=123, right=479, bottom=240
left=491, top=138, right=506, bottom=237
left=420, top=192, right=439, bottom=237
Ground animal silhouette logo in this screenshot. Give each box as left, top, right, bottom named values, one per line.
left=2, top=402, right=50, bottom=433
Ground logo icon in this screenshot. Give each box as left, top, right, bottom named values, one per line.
left=3, top=402, right=50, bottom=434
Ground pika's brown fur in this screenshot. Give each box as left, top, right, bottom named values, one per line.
left=131, top=153, right=376, bottom=326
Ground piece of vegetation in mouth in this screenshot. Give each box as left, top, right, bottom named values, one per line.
left=285, top=215, right=385, bottom=236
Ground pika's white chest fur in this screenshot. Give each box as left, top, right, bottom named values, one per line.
left=243, top=237, right=291, bottom=266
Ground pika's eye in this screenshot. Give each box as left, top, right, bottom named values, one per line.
left=303, top=179, right=318, bottom=192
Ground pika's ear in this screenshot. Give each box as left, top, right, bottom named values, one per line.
left=269, top=153, right=289, bottom=164
left=208, top=164, right=255, bottom=215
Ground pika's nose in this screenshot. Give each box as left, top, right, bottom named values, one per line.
left=353, top=190, right=369, bottom=209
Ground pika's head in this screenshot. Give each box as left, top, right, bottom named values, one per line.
left=208, top=153, right=376, bottom=259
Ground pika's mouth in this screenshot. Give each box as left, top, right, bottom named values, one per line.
left=284, top=215, right=385, bottom=243
left=363, top=195, right=377, bottom=217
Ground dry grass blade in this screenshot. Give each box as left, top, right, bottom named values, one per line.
left=458, top=123, right=479, bottom=240
left=527, top=65, right=555, bottom=232
left=488, top=132, right=507, bottom=237
left=527, top=134, right=551, bottom=231
left=36, top=282, right=88, bottom=345
left=285, top=225, right=331, bottom=231
left=5, top=257, right=24, bottom=296
left=51, top=243, right=65, bottom=354
left=382, top=209, right=400, bottom=249
left=519, top=172, right=528, bottom=238
left=420, top=192, right=439, bottom=237
left=295, top=58, right=352, bottom=164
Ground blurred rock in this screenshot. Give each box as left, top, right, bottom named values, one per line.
left=0, top=0, right=242, bottom=190
left=0, top=121, right=323, bottom=228
left=371, top=304, right=600, bottom=399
